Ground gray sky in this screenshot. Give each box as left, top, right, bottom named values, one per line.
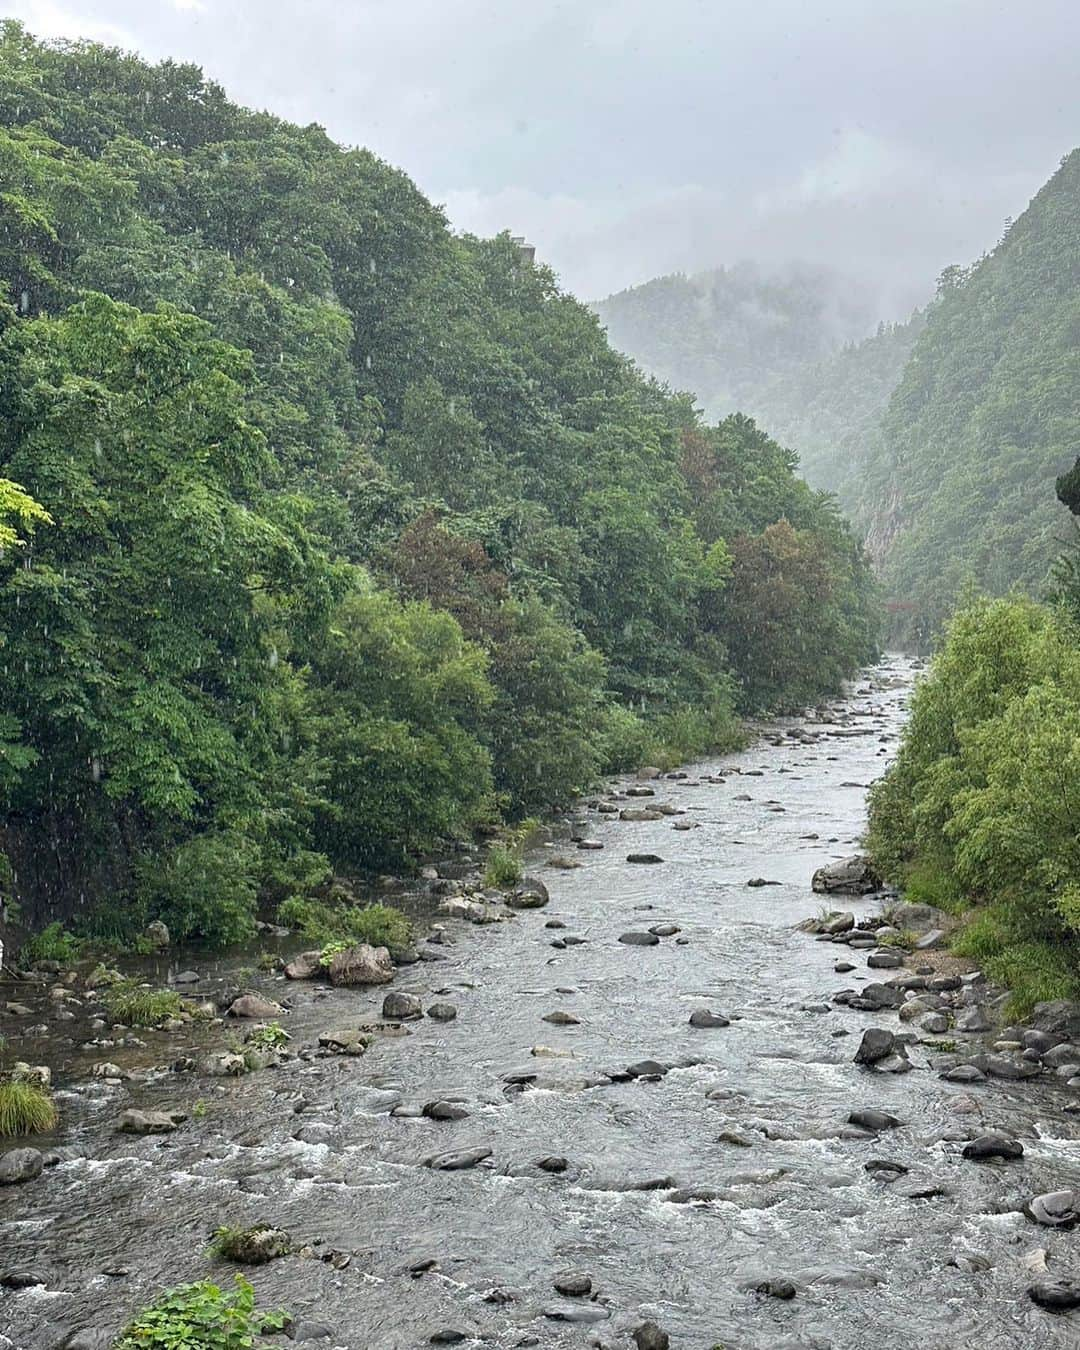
left=8, top=0, right=1080, bottom=316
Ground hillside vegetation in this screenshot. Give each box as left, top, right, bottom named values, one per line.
left=861, top=153, right=1080, bottom=644
left=0, top=23, right=879, bottom=946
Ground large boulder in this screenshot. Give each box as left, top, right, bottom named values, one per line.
left=0, top=1148, right=43, bottom=1185
left=327, top=944, right=394, bottom=986
left=811, top=855, right=881, bottom=895
left=506, top=877, right=550, bottom=910
left=885, top=901, right=950, bottom=934
left=284, top=951, right=323, bottom=980
left=1029, top=1000, right=1080, bottom=1040
left=226, top=994, right=283, bottom=1018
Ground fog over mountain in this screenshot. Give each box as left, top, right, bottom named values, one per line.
left=8, top=0, right=1080, bottom=316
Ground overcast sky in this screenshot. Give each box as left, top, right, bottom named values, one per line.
left=8, top=0, right=1080, bottom=317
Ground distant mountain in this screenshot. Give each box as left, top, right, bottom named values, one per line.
left=594, top=261, right=880, bottom=419
left=860, top=150, right=1080, bottom=644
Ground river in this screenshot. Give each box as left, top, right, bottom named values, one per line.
left=3, top=654, right=1080, bottom=1350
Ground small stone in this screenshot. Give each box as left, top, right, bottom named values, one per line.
left=536, top=1155, right=569, bottom=1172
left=757, top=1279, right=797, bottom=1300
left=542, top=1011, right=581, bottom=1025
left=427, top=1003, right=458, bottom=1021
left=619, top=931, right=660, bottom=946
left=626, top=853, right=664, bottom=865
left=648, top=923, right=680, bottom=937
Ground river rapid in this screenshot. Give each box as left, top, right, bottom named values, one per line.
left=3, top=654, right=1080, bottom=1350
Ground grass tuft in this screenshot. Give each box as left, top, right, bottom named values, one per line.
left=102, top=980, right=184, bottom=1027
left=0, top=1079, right=58, bottom=1136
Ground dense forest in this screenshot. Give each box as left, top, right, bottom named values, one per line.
left=866, top=464, right=1080, bottom=1012
left=860, top=152, right=1080, bottom=644
left=0, top=23, right=879, bottom=949
left=593, top=262, right=879, bottom=426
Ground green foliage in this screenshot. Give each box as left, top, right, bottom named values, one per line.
left=207, top=1225, right=290, bottom=1265
left=19, top=920, right=80, bottom=965
left=113, top=1275, right=286, bottom=1350
left=0, top=22, right=880, bottom=945
left=483, top=844, right=524, bottom=889
left=278, top=896, right=413, bottom=955
left=867, top=597, right=1080, bottom=1008
left=0, top=1078, right=57, bottom=1136
left=137, top=832, right=259, bottom=948
left=103, top=980, right=184, bottom=1027
left=243, top=1022, right=289, bottom=1052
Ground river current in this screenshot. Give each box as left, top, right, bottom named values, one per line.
left=3, top=654, right=1080, bottom=1349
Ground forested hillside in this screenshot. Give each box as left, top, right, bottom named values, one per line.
left=858, top=153, right=1080, bottom=645
left=747, top=313, right=925, bottom=509
left=593, top=262, right=877, bottom=421
left=0, top=23, right=879, bottom=946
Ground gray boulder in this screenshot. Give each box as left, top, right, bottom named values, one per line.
left=0, top=1148, right=43, bottom=1185
left=327, top=944, right=394, bottom=986
left=811, top=855, right=881, bottom=895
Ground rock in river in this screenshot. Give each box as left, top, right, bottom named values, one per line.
left=327, top=944, right=394, bottom=986
left=0, top=1149, right=43, bottom=1185
left=382, top=992, right=423, bottom=1020
left=424, top=1147, right=492, bottom=1171
left=626, top=853, right=664, bottom=865
left=506, top=877, right=550, bottom=909
left=848, top=1109, right=901, bottom=1132
left=284, top=951, right=323, bottom=980
left=854, top=1028, right=901, bottom=1066
left=227, top=993, right=283, bottom=1018
left=1024, top=1190, right=1079, bottom=1228
left=427, top=1003, right=458, bottom=1021
left=1029, top=1281, right=1080, bottom=1311
left=689, top=1008, right=730, bottom=1028
left=116, top=1109, right=185, bottom=1135
left=962, top=1133, right=1024, bottom=1161
left=619, top=931, right=660, bottom=946
left=553, top=1271, right=592, bottom=1296
left=811, top=854, right=881, bottom=895
left=633, top=1323, right=670, bottom=1350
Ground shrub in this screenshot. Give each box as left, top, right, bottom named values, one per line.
left=244, top=1022, right=290, bottom=1052
left=103, top=981, right=184, bottom=1028
left=483, top=843, right=523, bottom=889
left=137, top=831, right=259, bottom=949
left=113, top=1275, right=286, bottom=1349
left=277, top=897, right=412, bottom=955
left=20, top=921, right=80, bottom=965
left=0, top=1079, right=58, bottom=1136
left=208, top=1225, right=291, bottom=1265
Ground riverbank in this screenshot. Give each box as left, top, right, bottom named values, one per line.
left=3, top=655, right=1080, bottom=1349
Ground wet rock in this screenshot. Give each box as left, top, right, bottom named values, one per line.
left=626, top=784, right=656, bottom=796
left=891, top=1175, right=951, bottom=1200
left=962, top=1133, right=1023, bottom=1161
left=577, top=840, right=604, bottom=850
left=284, top=951, right=322, bottom=981
left=1029, top=1281, right=1080, bottom=1311
left=536, top=1155, right=569, bottom=1172
left=956, top=1006, right=992, bottom=1033
left=854, top=1028, right=899, bottom=1066
left=422, top=1101, right=469, bottom=1121
left=632, top=1322, right=670, bottom=1350
left=627, top=853, right=664, bottom=865
left=626, top=1059, right=668, bottom=1078
left=542, top=1305, right=609, bottom=1324
left=203, top=1052, right=246, bottom=1076
left=429, top=1331, right=469, bottom=1345
left=0, top=1148, right=43, bottom=1185
left=1024, top=1190, right=1079, bottom=1228
left=427, top=1003, right=457, bottom=1021
left=327, top=944, right=394, bottom=987
left=848, top=1109, right=901, bottom=1132
left=226, top=994, right=283, bottom=1019
left=757, top=1279, right=797, bottom=1299
left=116, top=1109, right=185, bottom=1135
left=285, top=1320, right=333, bottom=1341
left=919, top=1012, right=950, bottom=1035
left=867, top=949, right=903, bottom=970
left=553, top=1271, right=592, bottom=1296
left=941, top=1064, right=987, bottom=1083
left=649, top=923, right=680, bottom=937
left=382, top=992, right=423, bottom=1020
left=689, top=1008, right=730, bottom=1028
left=424, top=1147, right=492, bottom=1170
left=812, top=855, right=881, bottom=895
left=823, top=911, right=855, bottom=935
left=620, top=808, right=663, bottom=822
left=619, top=931, right=660, bottom=946
left=834, top=961, right=856, bottom=973
left=542, top=1011, right=581, bottom=1025
left=1040, top=1042, right=1079, bottom=1069
left=1029, top=1000, right=1080, bottom=1039
left=316, top=1029, right=370, bottom=1056
left=506, top=877, right=550, bottom=909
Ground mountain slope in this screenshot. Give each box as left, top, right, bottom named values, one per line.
left=863, top=151, right=1080, bottom=643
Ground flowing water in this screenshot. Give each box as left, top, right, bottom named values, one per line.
left=3, top=655, right=1080, bottom=1350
